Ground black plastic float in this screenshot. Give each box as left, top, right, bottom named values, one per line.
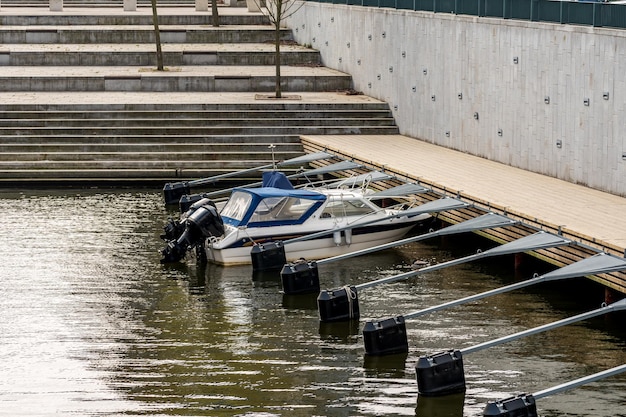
left=483, top=364, right=626, bottom=416
left=416, top=350, right=466, bottom=397
left=178, top=192, right=213, bottom=213
left=162, top=151, right=334, bottom=205
left=412, top=255, right=626, bottom=396
left=362, top=316, right=409, bottom=356
left=275, top=197, right=467, bottom=294
left=320, top=231, right=569, bottom=324
left=163, top=180, right=191, bottom=206
left=250, top=241, right=287, bottom=272
left=317, top=285, right=360, bottom=322
left=361, top=231, right=572, bottom=354
left=280, top=258, right=319, bottom=294
left=483, top=394, right=538, bottom=417
left=283, top=213, right=516, bottom=295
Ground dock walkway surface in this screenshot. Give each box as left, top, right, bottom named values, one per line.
left=301, top=135, right=626, bottom=258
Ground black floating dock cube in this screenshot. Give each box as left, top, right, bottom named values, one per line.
left=250, top=241, right=287, bottom=272
left=416, top=349, right=466, bottom=397
left=179, top=193, right=211, bottom=213
left=317, top=286, right=360, bottom=322
left=362, top=315, right=408, bottom=356
left=281, top=259, right=320, bottom=295
left=163, top=181, right=190, bottom=205
left=483, top=394, right=538, bottom=417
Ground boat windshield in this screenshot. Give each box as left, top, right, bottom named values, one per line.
left=321, top=198, right=376, bottom=217
left=220, top=190, right=253, bottom=222
left=248, top=196, right=318, bottom=224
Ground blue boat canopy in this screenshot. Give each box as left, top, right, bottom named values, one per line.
left=262, top=171, right=294, bottom=189
left=220, top=186, right=326, bottom=227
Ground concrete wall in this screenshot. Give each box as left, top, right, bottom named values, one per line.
left=285, top=3, right=626, bottom=197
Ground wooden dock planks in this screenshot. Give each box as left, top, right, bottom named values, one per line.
left=300, top=134, right=626, bottom=294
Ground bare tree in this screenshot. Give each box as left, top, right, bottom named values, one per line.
left=257, top=0, right=304, bottom=98
left=151, top=0, right=164, bottom=70
left=211, top=0, right=220, bottom=27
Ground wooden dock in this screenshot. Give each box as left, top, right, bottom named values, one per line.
left=301, top=134, right=626, bottom=295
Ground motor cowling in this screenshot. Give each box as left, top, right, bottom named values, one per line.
left=160, top=198, right=217, bottom=242
left=187, top=204, right=224, bottom=239
left=160, top=201, right=224, bottom=264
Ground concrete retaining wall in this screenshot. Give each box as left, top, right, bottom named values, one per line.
left=285, top=3, right=626, bottom=197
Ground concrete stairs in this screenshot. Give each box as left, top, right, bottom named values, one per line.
left=0, top=7, right=399, bottom=186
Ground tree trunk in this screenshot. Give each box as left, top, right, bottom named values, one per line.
left=211, top=0, right=220, bottom=27
left=274, top=5, right=282, bottom=98
left=151, top=0, right=164, bottom=71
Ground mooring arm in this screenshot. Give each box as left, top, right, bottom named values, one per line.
left=403, top=275, right=547, bottom=320
left=533, top=363, right=626, bottom=400
left=318, top=213, right=517, bottom=266
left=317, top=229, right=440, bottom=266
left=462, top=299, right=626, bottom=355
left=356, top=251, right=483, bottom=290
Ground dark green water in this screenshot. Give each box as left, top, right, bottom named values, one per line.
left=0, top=189, right=624, bottom=417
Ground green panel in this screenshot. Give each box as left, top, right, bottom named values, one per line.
left=299, top=0, right=626, bottom=30
left=536, top=0, right=561, bottom=23
left=396, top=0, right=414, bottom=9
left=570, top=2, right=596, bottom=25
left=510, top=0, right=531, bottom=20
left=415, top=0, right=435, bottom=12
left=434, top=0, right=456, bottom=13
left=602, top=3, right=626, bottom=29
left=456, top=0, right=480, bottom=16
left=484, top=0, right=504, bottom=18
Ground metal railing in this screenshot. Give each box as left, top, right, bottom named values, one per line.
left=305, top=0, right=626, bottom=30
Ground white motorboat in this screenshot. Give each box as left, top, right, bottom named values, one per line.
left=160, top=172, right=431, bottom=266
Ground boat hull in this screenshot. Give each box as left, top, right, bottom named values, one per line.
left=205, top=220, right=422, bottom=266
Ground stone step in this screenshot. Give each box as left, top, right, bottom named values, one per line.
left=0, top=162, right=281, bottom=172
left=0, top=65, right=351, bottom=92
left=0, top=141, right=303, bottom=150
left=0, top=44, right=319, bottom=66
left=0, top=109, right=391, bottom=119
left=0, top=26, right=291, bottom=44
left=0, top=134, right=304, bottom=144
left=0, top=140, right=302, bottom=150
left=0, top=117, right=395, bottom=128
left=0, top=125, right=400, bottom=135
left=0, top=167, right=294, bottom=181
left=0, top=98, right=391, bottom=111
left=0, top=12, right=265, bottom=27
left=0, top=150, right=302, bottom=162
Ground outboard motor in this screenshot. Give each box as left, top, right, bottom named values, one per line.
left=160, top=203, right=224, bottom=263
left=160, top=198, right=217, bottom=242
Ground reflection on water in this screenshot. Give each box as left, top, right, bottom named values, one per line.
left=0, top=189, right=625, bottom=416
